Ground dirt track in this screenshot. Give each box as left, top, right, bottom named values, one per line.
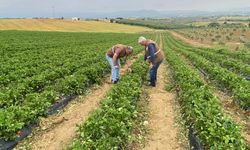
left=143, top=35, right=186, bottom=150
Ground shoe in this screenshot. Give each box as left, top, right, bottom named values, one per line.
left=146, top=82, right=156, bottom=87
left=151, top=84, right=156, bottom=87
left=112, top=80, right=118, bottom=84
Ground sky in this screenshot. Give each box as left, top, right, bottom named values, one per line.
left=1, top=0, right=250, bottom=18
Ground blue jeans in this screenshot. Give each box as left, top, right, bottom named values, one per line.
left=106, top=54, right=121, bottom=81
left=150, top=61, right=162, bottom=87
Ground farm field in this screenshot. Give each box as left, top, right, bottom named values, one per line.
left=163, top=33, right=249, bottom=148
left=0, top=28, right=249, bottom=150
left=115, top=17, right=250, bottom=52
left=0, top=30, right=152, bottom=140
left=0, top=19, right=153, bottom=33
left=174, top=27, right=250, bottom=52
left=1, top=0, right=250, bottom=149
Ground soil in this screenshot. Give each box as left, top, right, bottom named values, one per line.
left=143, top=35, right=186, bottom=150
left=16, top=78, right=113, bottom=150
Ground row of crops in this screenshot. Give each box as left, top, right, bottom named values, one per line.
left=163, top=33, right=249, bottom=149
left=170, top=40, right=250, bottom=77
left=165, top=34, right=250, bottom=109
left=67, top=32, right=248, bottom=149
left=1, top=30, right=248, bottom=149
left=68, top=57, right=148, bottom=149
left=0, top=31, right=152, bottom=140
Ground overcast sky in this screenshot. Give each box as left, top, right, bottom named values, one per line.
left=1, top=0, right=250, bottom=18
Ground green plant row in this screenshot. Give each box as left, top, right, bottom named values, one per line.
left=165, top=34, right=250, bottom=109
left=0, top=31, right=145, bottom=108
left=0, top=31, right=152, bottom=140
left=168, top=35, right=250, bottom=77
left=202, top=48, right=250, bottom=65
left=0, top=61, right=110, bottom=140
left=0, top=46, right=102, bottom=87
left=0, top=32, right=141, bottom=88
left=168, top=32, right=250, bottom=65
left=163, top=35, right=246, bottom=149
left=68, top=57, right=148, bottom=150
left=0, top=56, right=106, bottom=108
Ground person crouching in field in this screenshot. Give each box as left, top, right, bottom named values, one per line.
left=106, top=44, right=133, bottom=84
left=138, top=36, right=164, bottom=87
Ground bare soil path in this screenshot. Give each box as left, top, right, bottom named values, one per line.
left=28, top=82, right=111, bottom=150
left=143, top=35, right=186, bottom=150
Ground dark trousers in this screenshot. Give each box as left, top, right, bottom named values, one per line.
left=150, top=61, right=162, bottom=87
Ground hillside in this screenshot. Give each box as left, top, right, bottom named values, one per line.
left=0, top=19, right=152, bottom=33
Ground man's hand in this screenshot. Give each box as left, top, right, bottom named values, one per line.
left=114, top=65, right=119, bottom=69
left=126, top=60, right=132, bottom=67
left=149, top=63, right=153, bottom=69
left=147, top=59, right=151, bottom=63
left=127, top=68, right=132, bottom=73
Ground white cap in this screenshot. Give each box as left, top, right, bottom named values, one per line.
left=138, top=36, right=146, bottom=44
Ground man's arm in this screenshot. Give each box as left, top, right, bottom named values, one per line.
left=113, top=47, right=121, bottom=68
left=144, top=54, right=147, bottom=61
left=148, top=44, right=156, bottom=63
left=113, top=53, right=118, bottom=68
left=125, top=55, right=131, bottom=67
left=125, top=55, right=132, bottom=73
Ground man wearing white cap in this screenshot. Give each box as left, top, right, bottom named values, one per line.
left=106, top=44, right=133, bottom=84
left=138, top=36, right=164, bottom=87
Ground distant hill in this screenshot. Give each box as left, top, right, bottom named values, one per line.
left=2, top=8, right=250, bottom=19
left=75, top=9, right=250, bottom=18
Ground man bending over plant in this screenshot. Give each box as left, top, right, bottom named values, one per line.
left=105, top=44, right=133, bottom=84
